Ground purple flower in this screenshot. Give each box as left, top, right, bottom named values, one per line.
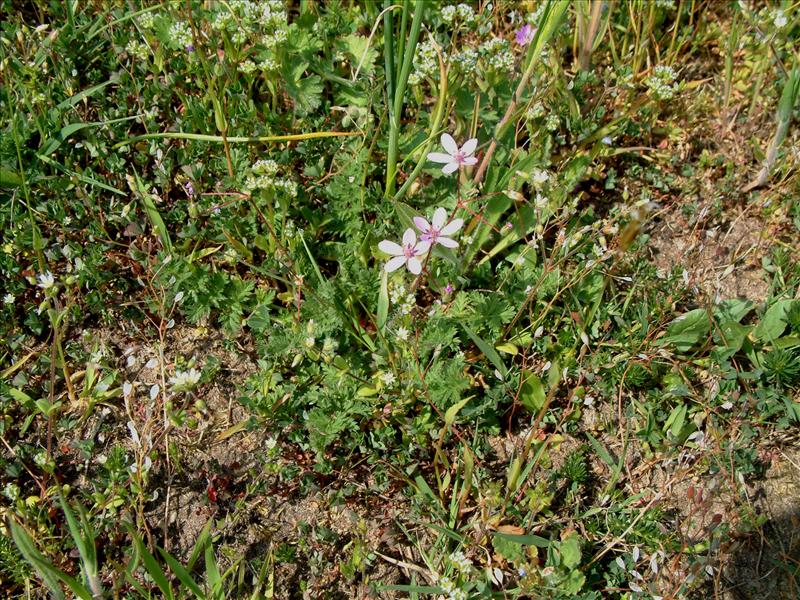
left=184, top=181, right=195, bottom=197
left=413, top=207, right=463, bottom=248
left=444, top=283, right=454, bottom=294
left=427, top=133, right=478, bottom=175
left=515, top=24, right=536, bottom=46
left=379, top=228, right=431, bottom=275
left=185, top=44, right=195, bottom=53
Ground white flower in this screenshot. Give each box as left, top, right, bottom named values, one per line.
left=396, top=327, right=409, bottom=341
left=380, top=371, right=396, bottom=386
left=169, top=368, right=201, bottom=391
left=3, top=293, right=14, bottom=304
left=36, top=271, right=55, bottom=289
left=379, top=228, right=431, bottom=275
left=413, top=207, right=463, bottom=248
left=427, top=133, right=478, bottom=175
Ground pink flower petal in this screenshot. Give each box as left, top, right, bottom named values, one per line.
left=441, top=133, right=458, bottom=155
left=415, top=240, right=431, bottom=254
left=385, top=255, right=407, bottom=272
left=460, top=138, right=478, bottom=156
left=463, top=156, right=478, bottom=166
left=407, top=257, right=422, bottom=275
left=442, top=162, right=459, bottom=175
left=427, top=152, right=454, bottom=164
left=413, top=216, right=431, bottom=232
left=378, top=240, right=403, bottom=255
left=440, top=218, right=463, bottom=236
left=402, top=228, right=416, bottom=246
left=432, top=207, right=448, bottom=229
left=437, top=236, right=459, bottom=248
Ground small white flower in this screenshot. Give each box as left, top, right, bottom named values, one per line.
left=379, top=228, right=431, bottom=275
left=413, top=207, right=463, bottom=248
left=396, top=327, right=409, bottom=342
left=37, top=271, right=55, bottom=289
left=427, top=133, right=478, bottom=175
left=169, top=368, right=201, bottom=391
left=3, top=293, right=14, bottom=304
left=380, top=371, right=396, bottom=386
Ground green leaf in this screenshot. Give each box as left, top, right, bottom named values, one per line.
left=377, top=270, right=389, bottom=331
left=585, top=432, right=615, bottom=468
left=662, top=309, right=711, bottom=352
left=444, top=397, right=470, bottom=427
left=9, top=519, right=90, bottom=600
left=247, top=303, right=272, bottom=333
left=519, top=371, right=546, bottom=414
left=754, top=299, right=797, bottom=342
left=130, top=530, right=174, bottom=600
left=559, top=534, right=582, bottom=569
left=205, top=542, right=223, bottom=599
left=664, top=403, right=687, bottom=439
left=158, top=547, right=205, bottom=599
left=462, top=324, right=507, bottom=378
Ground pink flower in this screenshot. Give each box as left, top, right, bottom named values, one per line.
left=413, top=207, right=463, bottom=249
left=515, top=24, right=536, bottom=46
left=379, top=228, right=431, bottom=275
left=427, top=133, right=478, bottom=175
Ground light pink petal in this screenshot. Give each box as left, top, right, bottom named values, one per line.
left=463, top=156, right=478, bottom=166
left=440, top=218, right=463, bottom=236
left=385, top=256, right=407, bottom=272
left=442, top=162, right=459, bottom=175
left=427, top=152, right=454, bottom=164
left=378, top=240, right=403, bottom=255
left=432, top=207, right=448, bottom=229
left=407, top=257, right=422, bottom=275
left=437, top=236, right=459, bottom=248
left=413, top=216, right=431, bottom=232
left=440, top=133, right=458, bottom=155
left=460, top=138, right=478, bottom=156
left=402, top=228, right=416, bottom=246
left=415, top=240, right=431, bottom=254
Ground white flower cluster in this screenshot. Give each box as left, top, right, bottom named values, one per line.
left=441, top=3, right=477, bottom=25
left=138, top=12, right=155, bottom=29
left=526, top=101, right=546, bottom=120
left=408, top=38, right=439, bottom=85
left=772, top=8, right=788, bottom=28
left=244, top=160, right=298, bottom=196
left=125, top=40, right=149, bottom=61
left=479, top=37, right=514, bottom=73
left=645, top=65, right=679, bottom=100
left=168, top=21, right=192, bottom=50
left=390, top=284, right=417, bottom=316
left=436, top=575, right=467, bottom=600
left=451, top=47, right=479, bottom=76
left=213, top=0, right=288, bottom=48
left=449, top=550, right=472, bottom=575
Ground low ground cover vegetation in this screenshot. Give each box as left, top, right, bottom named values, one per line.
left=1, top=1, right=799, bottom=598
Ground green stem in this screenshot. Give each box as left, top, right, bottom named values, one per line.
left=383, top=0, right=395, bottom=104
left=385, top=0, right=424, bottom=197
left=113, top=130, right=361, bottom=149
